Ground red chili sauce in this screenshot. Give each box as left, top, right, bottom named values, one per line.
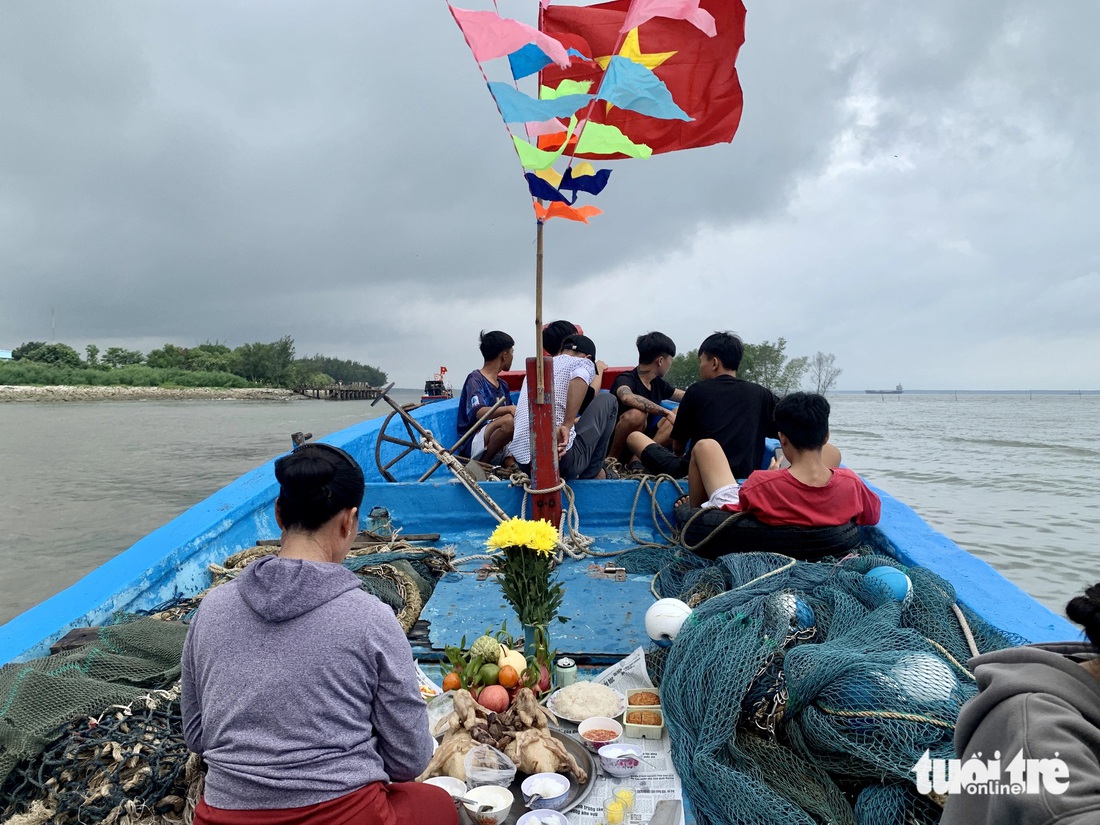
left=582, top=728, right=619, bottom=743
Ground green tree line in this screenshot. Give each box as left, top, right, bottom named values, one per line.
left=3, top=337, right=387, bottom=390
left=665, top=338, right=843, bottom=396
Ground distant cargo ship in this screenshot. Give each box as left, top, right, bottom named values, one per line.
left=866, top=384, right=904, bottom=395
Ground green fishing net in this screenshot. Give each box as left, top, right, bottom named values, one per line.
left=652, top=552, right=1022, bottom=825
left=0, top=543, right=447, bottom=822
left=0, top=618, right=187, bottom=790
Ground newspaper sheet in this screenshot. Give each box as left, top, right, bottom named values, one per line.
left=415, top=662, right=442, bottom=700
left=416, top=650, right=687, bottom=824
left=563, top=647, right=685, bottom=825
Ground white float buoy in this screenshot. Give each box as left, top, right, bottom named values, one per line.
left=645, top=598, right=693, bottom=647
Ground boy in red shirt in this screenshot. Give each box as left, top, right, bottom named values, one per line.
left=688, top=392, right=880, bottom=527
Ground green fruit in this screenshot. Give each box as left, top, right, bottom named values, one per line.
left=479, top=663, right=500, bottom=686
left=470, top=635, right=502, bottom=662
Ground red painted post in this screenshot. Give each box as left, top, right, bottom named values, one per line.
left=525, top=355, right=562, bottom=527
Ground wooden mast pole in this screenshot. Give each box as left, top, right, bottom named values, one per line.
left=527, top=216, right=562, bottom=526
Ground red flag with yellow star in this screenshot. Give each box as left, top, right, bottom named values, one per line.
left=539, top=0, right=746, bottom=158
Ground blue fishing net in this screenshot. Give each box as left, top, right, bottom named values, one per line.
left=653, top=552, right=1021, bottom=825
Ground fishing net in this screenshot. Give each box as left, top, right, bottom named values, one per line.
left=1, top=540, right=450, bottom=821
left=0, top=689, right=199, bottom=825
left=653, top=551, right=1023, bottom=825
left=0, top=617, right=188, bottom=799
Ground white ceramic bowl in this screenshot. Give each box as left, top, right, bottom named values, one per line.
left=462, top=785, right=514, bottom=825
left=598, top=743, right=643, bottom=777
left=423, top=775, right=467, bottom=797
left=520, top=772, right=571, bottom=810
left=517, top=811, right=570, bottom=825
left=577, top=716, right=623, bottom=753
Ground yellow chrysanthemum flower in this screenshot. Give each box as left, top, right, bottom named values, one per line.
left=487, top=517, right=558, bottom=556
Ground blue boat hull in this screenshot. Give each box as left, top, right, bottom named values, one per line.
left=0, top=397, right=1075, bottom=666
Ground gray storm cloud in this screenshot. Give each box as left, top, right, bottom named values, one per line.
left=1, top=1, right=1097, bottom=388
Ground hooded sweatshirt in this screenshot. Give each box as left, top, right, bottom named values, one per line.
left=941, top=642, right=1100, bottom=825
left=181, top=556, right=434, bottom=810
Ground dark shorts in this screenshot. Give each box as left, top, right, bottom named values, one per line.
left=644, top=413, right=664, bottom=438
left=640, top=444, right=688, bottom=478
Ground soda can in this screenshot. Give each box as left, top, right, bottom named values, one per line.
left=555, top=657, right=577, bottom=688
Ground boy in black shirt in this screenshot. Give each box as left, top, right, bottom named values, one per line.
left=607, top=332, right=686, bottom=463
left=627, top=331, right=778, bottom=479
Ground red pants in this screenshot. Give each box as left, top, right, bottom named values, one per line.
left=194, top=781, right=458, bottom=825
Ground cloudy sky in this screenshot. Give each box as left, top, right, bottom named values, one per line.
left=2, top=1, right=1097, bottom=390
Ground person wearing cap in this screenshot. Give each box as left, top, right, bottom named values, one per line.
left=509, top=332, right=618, bottom=479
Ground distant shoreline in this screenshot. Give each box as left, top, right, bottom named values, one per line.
left=0, top=385, right=306, bottom=403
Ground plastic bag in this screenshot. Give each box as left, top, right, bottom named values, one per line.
left=427, top=692, right=456, bottom=738
left=463, top=744, right=517, bottom=788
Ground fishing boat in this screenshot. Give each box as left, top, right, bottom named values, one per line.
left=0, top=3, right=1079, bottom=822
left=421, top=367, right=454, bottom=404
left=0, top=393, right=1073, bottom=668
left=0, top=391, right=1079, bottom=824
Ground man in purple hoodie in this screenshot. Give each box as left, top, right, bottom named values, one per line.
left=181, top=443, right=456, bottom=825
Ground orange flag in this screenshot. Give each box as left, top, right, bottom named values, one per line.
left=533, top=201, right=605, bottom=223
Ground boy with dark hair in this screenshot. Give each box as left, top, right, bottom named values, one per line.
left=509, top=332, right=617, bottom=479
left=607, top=331, right=685, bottom=463
left=689, top=392, right=879, bottom=527
left=456, top=330, right=516, bottom=463
left=542, top=320, right=578, bottom=357
left=627, top=330, right=777, bottom=479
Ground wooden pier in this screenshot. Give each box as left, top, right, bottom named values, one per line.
left=294, top=382, right=384, bottom=400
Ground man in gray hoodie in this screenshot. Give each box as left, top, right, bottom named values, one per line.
left=182, top=555, right=435, bottom=808
left=181, top=443, right=454, bottom=824
left=942, top=639, right=1100, bottom=822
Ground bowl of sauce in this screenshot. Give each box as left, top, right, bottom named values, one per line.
left=577, top=716, right=623, bottom=753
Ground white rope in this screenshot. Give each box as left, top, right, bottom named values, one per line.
left=417, top=436, right=509, bottom=523
left=951, top=602, right=981, bottom=659
left=507, top=472, right=612, bottom=561
left=627, top=475, right=685, bottom=549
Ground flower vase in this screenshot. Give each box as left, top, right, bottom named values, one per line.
left=523, top=623, right=546, bottom=661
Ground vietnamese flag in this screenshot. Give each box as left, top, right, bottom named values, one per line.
left=540, top=0, right=746, bottom=158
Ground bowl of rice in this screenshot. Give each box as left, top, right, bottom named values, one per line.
left=547, top=681, right=626, bottom=723
left=520, top=772, right=571, bottom=810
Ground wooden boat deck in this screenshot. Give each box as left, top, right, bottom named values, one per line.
left=420, top=534, right=657, bottom=662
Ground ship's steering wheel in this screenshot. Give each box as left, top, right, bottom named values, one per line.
left=371, top=386, right=504, bottom=483
left=374, top=405, right=422, bottom=483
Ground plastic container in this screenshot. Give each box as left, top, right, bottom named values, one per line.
left=623, top=707, right=665, bottom=739
left=576, top=716, right=623, bottom=753
left=625, top=687, right=661, bottom=708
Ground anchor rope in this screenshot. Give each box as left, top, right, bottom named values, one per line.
left=416, top=435, right=509, bottom=523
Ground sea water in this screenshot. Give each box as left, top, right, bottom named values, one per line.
left=0, top=392, right=1097, bottom=627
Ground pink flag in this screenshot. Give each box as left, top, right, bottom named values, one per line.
left=524, top=119, right=568, bottom=139
left=621, top=0, right=717, bottom=37
left=450, top=7, right=570, bottom=68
